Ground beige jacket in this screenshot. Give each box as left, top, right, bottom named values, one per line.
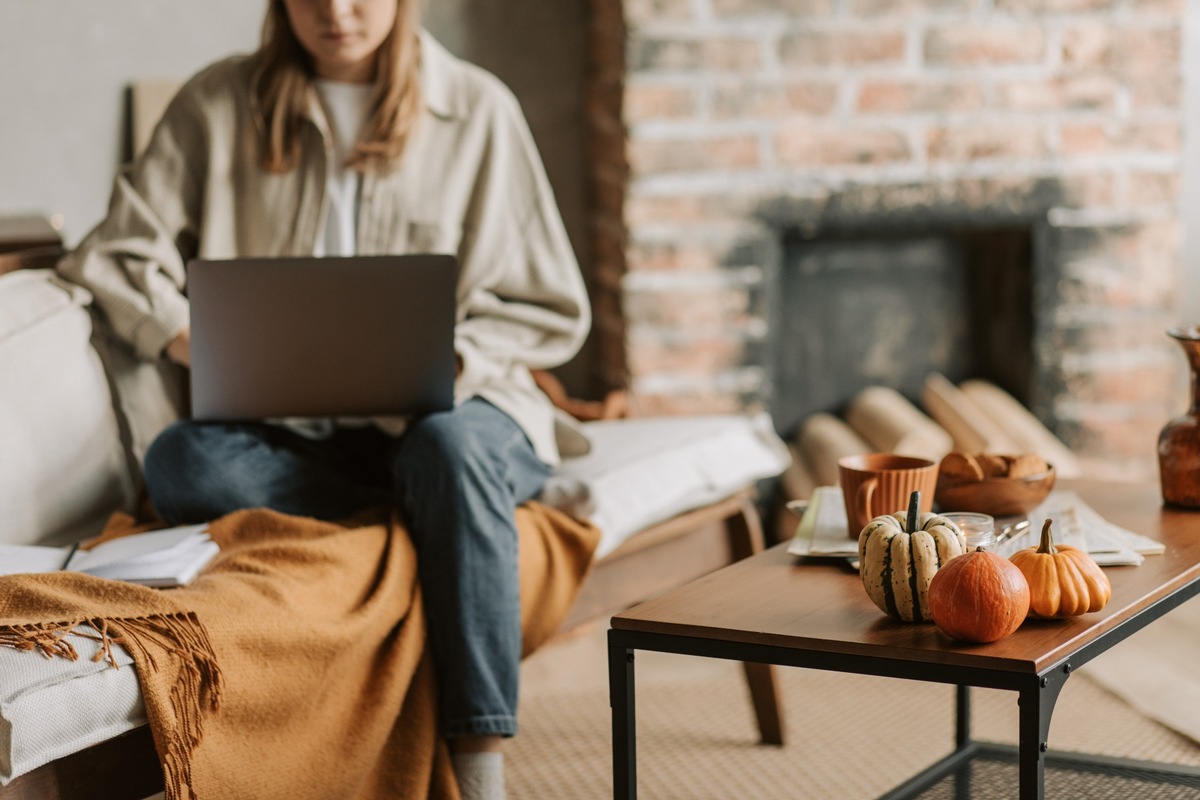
left=58, top=33, right=591, bottom=465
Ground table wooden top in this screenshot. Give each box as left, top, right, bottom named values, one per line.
left=612, top=480, right=1200, bottom=675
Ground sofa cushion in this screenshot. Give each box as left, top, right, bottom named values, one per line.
left=0, top=270, right=134, bottom=546
left=88, top=325, right=189, bottom=494
left=0, top=625, right=145, bottom=784
left=541, top=413, right=791, bottom=558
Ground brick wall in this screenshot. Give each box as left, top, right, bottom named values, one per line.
left=586, top=0, right=1187, bottom=478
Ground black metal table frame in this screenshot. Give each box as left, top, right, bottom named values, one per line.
left=609, top=578, right=1200, bottom=799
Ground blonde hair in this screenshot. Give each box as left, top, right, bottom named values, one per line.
left=252, top=0, right=423, bottom=173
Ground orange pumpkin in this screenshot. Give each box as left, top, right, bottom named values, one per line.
left=1009, top=518, right=1111, bottom=619
left=928, top=548, right=1030, bottom=643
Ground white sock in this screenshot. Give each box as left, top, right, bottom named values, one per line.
left=452, top=751, right=506, bottom=800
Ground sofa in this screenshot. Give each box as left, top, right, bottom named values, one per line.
left=0, top=259, right=792, bottom=797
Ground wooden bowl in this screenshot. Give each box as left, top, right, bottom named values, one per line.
left=934, top=465, right=1056, bottom=518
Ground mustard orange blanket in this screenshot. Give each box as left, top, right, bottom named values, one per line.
left=0, top=503, right=599, bottom=799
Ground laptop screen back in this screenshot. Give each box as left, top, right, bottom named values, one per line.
left=187, top=254, right=458, bottom=421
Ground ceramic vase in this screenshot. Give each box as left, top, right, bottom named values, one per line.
left=1158, top=327, right=1200, bottom=508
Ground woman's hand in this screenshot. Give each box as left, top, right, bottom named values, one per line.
left=165, top=328, right=191, bottom=366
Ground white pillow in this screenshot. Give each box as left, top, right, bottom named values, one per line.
left=541, top=414, right=791, bottom=559
left=0, top=270, right=134, bottom=546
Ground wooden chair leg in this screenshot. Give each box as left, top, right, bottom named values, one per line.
left=742, top=662, right=784, bottom=745
left=726, top=497, right=786, bottom=745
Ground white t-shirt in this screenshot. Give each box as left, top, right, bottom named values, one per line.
left=282, top=80, right=376, bottom=439
left=313, top=79, right=373, bottom=257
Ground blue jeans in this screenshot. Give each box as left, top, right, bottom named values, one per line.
left=144, top=398, right=550, bottom=738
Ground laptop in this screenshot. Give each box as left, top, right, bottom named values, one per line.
left=187, top=254, right=458, bottom=421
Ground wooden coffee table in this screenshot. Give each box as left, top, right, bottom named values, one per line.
left=609, top=480, right=1200, bottom=799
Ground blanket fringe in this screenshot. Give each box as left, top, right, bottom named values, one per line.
left=0, top=613, right=223, bottom=800
left=0, top=620, right=88, bottom=660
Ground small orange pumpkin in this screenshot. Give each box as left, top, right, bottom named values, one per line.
left=1009, top=518, right=1111, bottom=619
left=928, top=548, right=1030, bottom=643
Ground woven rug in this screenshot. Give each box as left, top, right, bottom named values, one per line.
left=511, top=622, right=1200, bottom=799
left=1077, top=596, right=1200, bottom=746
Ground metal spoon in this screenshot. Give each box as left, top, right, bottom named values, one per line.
left=994, top=519, right=1031, bottom=544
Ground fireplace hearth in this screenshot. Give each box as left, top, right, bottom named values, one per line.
left=770, top=224, right=1033, bottom=440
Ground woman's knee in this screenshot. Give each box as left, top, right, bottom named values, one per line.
left=397, top=405, right=499, bottom=475
left=143, top=422, right=220, bottom=522
left=143, top=421, right=278, bottom=523
left=394, top=402, right=548, bottom=510
left=144, top=421, right=209, bottom=485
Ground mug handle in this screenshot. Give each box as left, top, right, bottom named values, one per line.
left=856, top=477, right=878, bottom=530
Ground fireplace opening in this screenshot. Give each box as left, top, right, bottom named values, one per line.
left=769, top=225, right=1034, bottom=440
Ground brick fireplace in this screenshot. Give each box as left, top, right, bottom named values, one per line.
left=585, top=0, right=1187, bottom=479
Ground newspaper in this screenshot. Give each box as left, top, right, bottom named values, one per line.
left=788, top=488, right=1164, bottom=567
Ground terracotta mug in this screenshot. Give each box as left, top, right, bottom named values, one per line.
left=837, top=454, right=939, bottom=536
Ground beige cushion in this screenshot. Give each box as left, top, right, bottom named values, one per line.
left=88, top=326, right=189, bottom=492
left=130, top=80, right=181, bottom=158
left=541, top=414, right=791, bottom=558
left=0, top=270, right=134, bottom=545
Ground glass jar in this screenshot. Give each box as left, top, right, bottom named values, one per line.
left=939, top=512, right=996, bottom=548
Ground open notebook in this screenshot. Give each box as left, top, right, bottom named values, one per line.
left=0, top=524, right=219, bottom=588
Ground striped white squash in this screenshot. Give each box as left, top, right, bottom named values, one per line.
left=857, top=511, right=968, bottom=623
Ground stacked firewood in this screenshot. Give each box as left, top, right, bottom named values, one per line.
left=775, top=373, right=1081, bottom=541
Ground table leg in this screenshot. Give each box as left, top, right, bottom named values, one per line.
left=953, top=686, right=972, bottom=800
left=955, top=684, right=970, bottom=749
left=1018, top=665, right=1069, bottom=800
left=609, top=636, right=637, bottom=799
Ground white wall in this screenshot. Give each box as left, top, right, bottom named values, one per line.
left=1182, top=0, right=1200, bottom=326
left=0, top=1, right=266, bottom=246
